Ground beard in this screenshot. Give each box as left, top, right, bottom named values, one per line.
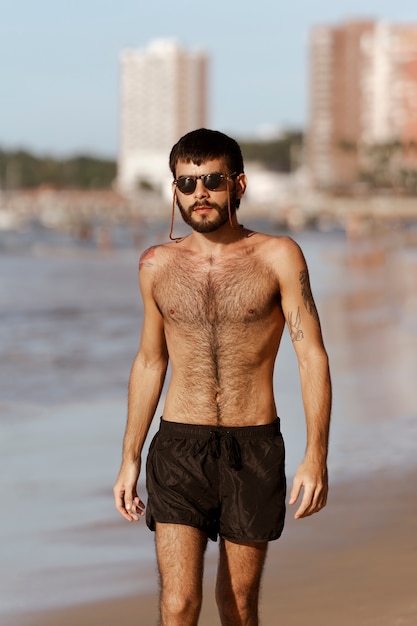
left=176, top=189, right=237, bottom=234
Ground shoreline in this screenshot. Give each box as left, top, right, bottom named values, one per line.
left=5, top=466, right=417, bottom=626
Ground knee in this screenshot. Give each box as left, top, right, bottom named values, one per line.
left=161, top=588, right=202, bottom=623
left=216, top=586, right=258, bottom=624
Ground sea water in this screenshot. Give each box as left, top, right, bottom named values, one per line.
left=1, top=220, right=416, bottom=617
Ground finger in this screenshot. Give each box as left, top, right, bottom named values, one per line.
left=125, top=498, right=140, bottom=521
left=294, top=486, right=315, bottom=519
left=295, top=483, right=327, bottom=519
left=289, top=478, right=302, bottom=505
left=315, top=486, right=328, bottom=512
left=130, top=497, right=145, bottom=517
left=308, top=481, right=328, bottom=512
left=114, top=485, right=140, bottom=522
left=133, top=496, right=145, bottom=509
left=114, top=492, right=135, bottom=522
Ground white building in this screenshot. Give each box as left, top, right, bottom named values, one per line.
left=118, top=39, right=208, bottom=192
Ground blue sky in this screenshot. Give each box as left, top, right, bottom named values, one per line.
left=1, top=1, right=416, bottom=157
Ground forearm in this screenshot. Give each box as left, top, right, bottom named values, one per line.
left=122, top=352, right=168, bottom=463
left=299, top=350, right=332, bottom=463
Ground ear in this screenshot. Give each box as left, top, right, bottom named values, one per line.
left=235, top=173, right=247, bottom=199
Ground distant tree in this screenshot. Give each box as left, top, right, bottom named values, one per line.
left=0, top=148, right=117, bottom=189
left=137, top=178, right=155, bottom=192
left=61, top=155, right=117, bottom=188
left=239, top=131, right=304, bottom=172
left=338, top=139, right=357, bottom=153
left=338, top=138, right=417, bottom=195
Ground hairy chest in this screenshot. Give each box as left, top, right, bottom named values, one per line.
left=153, top=255, right=280, bottom=326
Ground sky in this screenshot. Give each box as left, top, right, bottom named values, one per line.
left=1, top=1, right=416, bottom=158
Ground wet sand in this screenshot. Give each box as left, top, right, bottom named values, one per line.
left=10, top=467, right=417, bottom=626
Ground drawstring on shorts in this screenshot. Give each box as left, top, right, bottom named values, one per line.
left=196, top=430, right=242, bottom=470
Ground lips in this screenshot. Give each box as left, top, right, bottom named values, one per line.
left=192, top=202, right=214, bottom=212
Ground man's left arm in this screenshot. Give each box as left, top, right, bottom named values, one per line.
left=276, top=237, right=332, bottom=519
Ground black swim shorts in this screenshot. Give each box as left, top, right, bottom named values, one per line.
left=145, top=418, right=286, bottom=542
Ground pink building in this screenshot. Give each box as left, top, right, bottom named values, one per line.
left=307, top=19, right=417, bottom=189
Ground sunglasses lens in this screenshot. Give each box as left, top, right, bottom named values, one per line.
left=176, top=177, right=197, bottom=194
left=203, top=173, right=223, bottom=190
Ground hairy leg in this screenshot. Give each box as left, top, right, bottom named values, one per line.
left=155, top=523, right=208, bottom=626
left=215, top=538, right=268, bottom=626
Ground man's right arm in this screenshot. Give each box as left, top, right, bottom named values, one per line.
left=113, top=250, right=168, bottom=522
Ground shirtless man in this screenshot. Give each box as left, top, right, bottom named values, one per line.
left=113, top=128, right=331, bottom=626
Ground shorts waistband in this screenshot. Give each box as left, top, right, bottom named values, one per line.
left=158, top=417, right=281, bottom=440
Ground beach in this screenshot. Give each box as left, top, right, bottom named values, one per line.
left=7, top=468, right=417, bottom=626
left=1, top=220, right=417, bottom=625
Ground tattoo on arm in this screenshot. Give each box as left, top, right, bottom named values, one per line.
left=288, top=307, right=304, bottom=342
left=299, top=269, right=319, bottom=322
left=139, top=246, right=156, bottom=269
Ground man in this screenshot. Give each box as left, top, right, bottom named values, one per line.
left=114, top=128, right=331, bottom=626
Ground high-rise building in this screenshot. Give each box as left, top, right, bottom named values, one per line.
left=307, top=19, right=417, bottom=189
left=118, top=39, right=208, bottom=192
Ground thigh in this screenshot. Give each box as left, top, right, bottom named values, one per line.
left=217, top=538, right=268, bottom=595
left=155, top=523, right=208, bottom=594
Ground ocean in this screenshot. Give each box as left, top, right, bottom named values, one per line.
left=1, top=218, right=416, bottom=618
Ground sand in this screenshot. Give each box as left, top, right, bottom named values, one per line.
left=7, top=466, right=417, bottom=626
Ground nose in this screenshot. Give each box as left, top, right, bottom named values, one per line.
left=194, top=177, right=208, bottom=198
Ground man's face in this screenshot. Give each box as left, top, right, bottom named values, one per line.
left=173, top=158, right=240, bottom=234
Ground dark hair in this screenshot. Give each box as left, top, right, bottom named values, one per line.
left=169, top=128, right=244, bottom=178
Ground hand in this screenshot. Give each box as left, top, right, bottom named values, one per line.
left=289, top=459, right=328, bottom=519
left=113, top=460, right=145, bottom=522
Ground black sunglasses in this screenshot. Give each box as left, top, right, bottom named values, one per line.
left=174, top=172, right=237, bottom=195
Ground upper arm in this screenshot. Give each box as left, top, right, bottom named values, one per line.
left=274, top=238, right=325, bottom=359
left=137, top=249, right=168, bottom=367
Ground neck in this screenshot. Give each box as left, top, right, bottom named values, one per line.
left=188, top=221, right=249, bottom=253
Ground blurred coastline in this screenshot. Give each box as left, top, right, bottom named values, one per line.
left=1, top=208, right=417, bottom=622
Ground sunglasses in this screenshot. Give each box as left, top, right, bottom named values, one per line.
left=174, top=172, right=237, bottom=195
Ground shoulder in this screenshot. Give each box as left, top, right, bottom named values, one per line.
left=139, top=244, right=164, bottom=270
left=251, top=234, right=310, bottom=297
left=254, top=233, right=306, bottom=266
left=138, top=244, right=166, bottom=295
left=139, top=245, right=158, bottom=269
left=138, top=241, right=191, bottom=295
left=138, top=241, right=180, bottom=271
